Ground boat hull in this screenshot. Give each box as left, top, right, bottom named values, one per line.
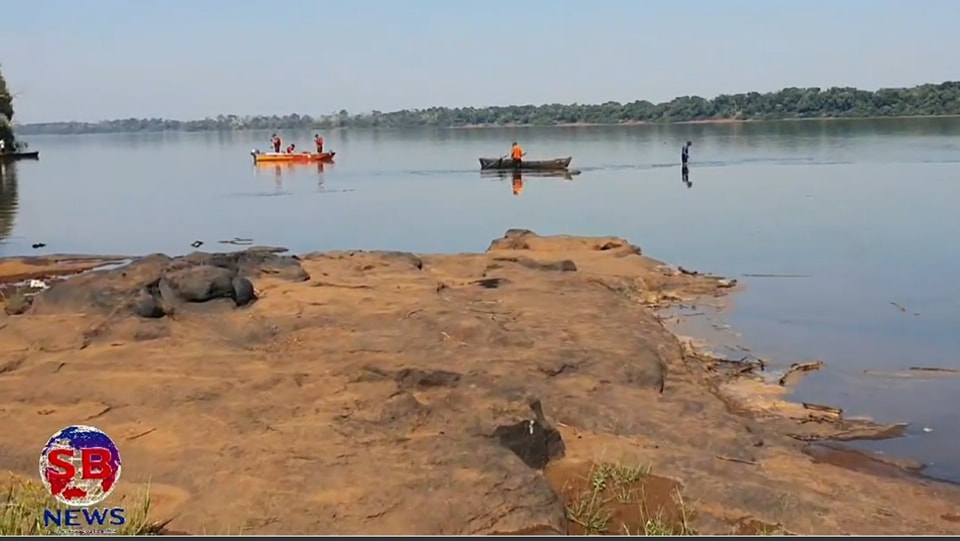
left=252, top=151, right=335, bottom=164
left=0, top=151, right=40, bottom=162
left=478, top=157, right=571, bottom=171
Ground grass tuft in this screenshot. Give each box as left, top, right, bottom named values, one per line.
left=0, top=474, right=165, bottom=536
left=563, top=461, right=696, bottom=536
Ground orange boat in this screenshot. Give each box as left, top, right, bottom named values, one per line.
left=251, top=150, right=336, bottom=164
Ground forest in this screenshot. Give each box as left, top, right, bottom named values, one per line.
left=13, top=81, right=960, bottom=135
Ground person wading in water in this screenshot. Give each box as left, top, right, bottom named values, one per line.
left=681, top=140, right=692, bottom=166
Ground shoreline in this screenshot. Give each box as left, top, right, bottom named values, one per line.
left=14, top=114, right=960, bottom=137
left=1, top=230, right=959, bottom=534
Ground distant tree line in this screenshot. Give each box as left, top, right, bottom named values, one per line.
left=14, top=81, right=960, bottom=136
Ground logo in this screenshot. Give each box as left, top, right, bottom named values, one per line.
left=38, top=425, right=126, bottom=534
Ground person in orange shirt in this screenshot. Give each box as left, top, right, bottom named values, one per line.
left=510, top=142, right=525, bottom=169
left=314, top=134, right=325, bottom=154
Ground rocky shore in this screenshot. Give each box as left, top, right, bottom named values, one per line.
left=1, top=229, right=959, bottom=535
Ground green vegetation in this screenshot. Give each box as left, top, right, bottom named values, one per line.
left=13, top=81, right=960, bottom=136
left=0, top=474, right=165, bottom=535
left=560, top=461, right=695, bottom=535
left=0, top=64, right=15, bottom=148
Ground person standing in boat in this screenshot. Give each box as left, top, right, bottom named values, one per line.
left=314, top=134, right=325, bottom=154
left=271, top=133, right=282, bottom=153
left=681, top=140, right=692, bottom=166
left=510, top=142, right=525, bottom=169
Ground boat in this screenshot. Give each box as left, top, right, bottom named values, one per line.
left=0, top=151, right=40, bottom=162
left=251, top=150, right=335, bottom=164
left=478, top=157, right=572, bottom=171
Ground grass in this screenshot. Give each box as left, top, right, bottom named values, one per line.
left=563, top=461, right=696, bottom=536
left=0, top=474, right=166, bottom=536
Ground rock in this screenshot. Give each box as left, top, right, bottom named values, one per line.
left=232, top=276, right=256, bottom=306
left=487, top=229, right=641, bottom=256
left=163, top=265, right=235, bottom=303
left=488, top=229, right=537, bottom=250
left=395, top=368, right=461, bottom=390
left=28, top=247, right=307, bottom=318
left=3, top=293, right=32, bottom=316
left=494, top=418, right=566, bottom=470
left=481, top=398, right=566, bottom=471
left=379, top=251, right=424, bottom=270
left=132, top=288, right=164, bottom=318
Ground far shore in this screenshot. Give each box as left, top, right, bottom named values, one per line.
left=1, top=230, right=959, bottom=535
left=14, top=113, right=960, bottom=137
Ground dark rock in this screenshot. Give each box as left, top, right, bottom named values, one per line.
left=395, top=368, right=461, bottom=390
left=522, top=259, right=577, bottom=272
left=492, top=399, right=565, bottom=470
left=163, top=265, right=235, bottom=302
left=28, top=247, right=308, bottom=318
left=493, top=256, right=578, bottom=273
left=232, top=276, right=256, bottom=306
left=494, top=419, right=566, bottom=470
left=3, top=293, right=33, bottom=316
left=132, top=289, right=165, bottom=318
left=473, top=277, right=511, bottom=289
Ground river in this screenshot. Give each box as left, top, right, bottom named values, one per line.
left=3, top=118, right=959, bottom=480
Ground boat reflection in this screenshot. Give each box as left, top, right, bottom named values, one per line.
left=480, top=169, right=578, bottom=197
left=253, top=161, right=328, bottom=191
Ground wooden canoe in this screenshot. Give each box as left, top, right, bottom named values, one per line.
left=251, top=151, right=335, bottom=164
left=0, top=151, right=40, bottom=162
left=478, top=157, right=571, bottom=171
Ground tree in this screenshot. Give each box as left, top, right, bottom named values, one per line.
left=12, top=81, right=960, bottom=135
left=0, top=63, right=15, bottom=148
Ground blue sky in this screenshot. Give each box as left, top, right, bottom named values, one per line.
left=1, top=0, right=957, bottom=123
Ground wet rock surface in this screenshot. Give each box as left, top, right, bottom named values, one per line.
left=1, top=230, right=960, bottom=535
left=26, top=248, right=308, bottom=318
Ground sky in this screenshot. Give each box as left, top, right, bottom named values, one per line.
left=1, top=0, right=958, bottom=123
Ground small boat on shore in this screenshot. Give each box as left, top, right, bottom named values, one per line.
left=0, top=151, right=40, bottom=162
left=478, top=156, right=572, bottom=171
left=251, top=150, right=335, bottom=164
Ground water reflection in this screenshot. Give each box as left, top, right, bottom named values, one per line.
left=480, top=169, right=577, bottom=197
left=254, top=162, right=327, bottom=191
left=0, top=162, right=20, bottom=241
left=512, top=170, right=523, bottom=196
left=681, top=164, right=692, bottom=188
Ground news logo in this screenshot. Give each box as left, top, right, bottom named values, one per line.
left=38, top=425, right=126, bottom=535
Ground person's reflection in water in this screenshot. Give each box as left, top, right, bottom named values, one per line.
left=681, top=165, right=692, bottom=188
left=316, top=162, right=326, bottom=191
left=274, top=165, right=283, bottom=191
left=511, top=170, right=524, bottom=196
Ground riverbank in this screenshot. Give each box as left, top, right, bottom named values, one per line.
left=1, top=230, right=959, bottom=535
left=15, top=113, right=960, bottom=136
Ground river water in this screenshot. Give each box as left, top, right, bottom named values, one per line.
left=2, top=119, right=959, bottom=480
